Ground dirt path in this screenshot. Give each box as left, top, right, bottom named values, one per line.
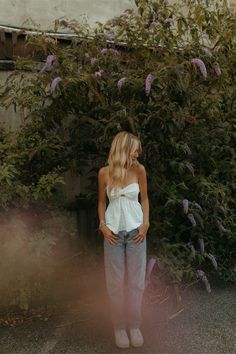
left=0, top=254, right=235, bottom=354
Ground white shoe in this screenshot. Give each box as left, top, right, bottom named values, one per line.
left=114, top=329, right=130, bottom=348
left=129, top=328, right=144, bottom=347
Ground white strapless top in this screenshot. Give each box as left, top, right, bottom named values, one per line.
left=105, top=183, right=143, bottom=234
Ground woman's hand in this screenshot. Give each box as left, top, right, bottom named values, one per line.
left=100, top=225, right=118, bottom=245
left=133, top=223, right=149, bottom=244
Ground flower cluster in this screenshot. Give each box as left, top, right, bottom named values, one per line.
left=50, top=77, right=62, bottom=93
left=196, top=270, right=211, bottom=293
left=145, top=73, right=154, bottom=96
left=191, top=58, right=207, bottom=79
left=94, top=70, right=105, bottom=78
left=41, top=55, right=56, bottom=73
left=101, top=48, right=120, bottom=56
left=117, top=77, right=127, bottom=90
left=145, top=257, right=156, bottom=287
left=91, top=57, right=98, bottom=66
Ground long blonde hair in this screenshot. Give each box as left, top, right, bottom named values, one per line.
left=107, top=131, right=142, bottom=190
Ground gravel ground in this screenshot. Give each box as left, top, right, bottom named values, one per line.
left=0, top=255, right=235, bottom=354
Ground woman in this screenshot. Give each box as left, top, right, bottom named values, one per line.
left=98, top=131, right=149, bottom=349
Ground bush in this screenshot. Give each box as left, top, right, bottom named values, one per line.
left=0, top=0, right=235, bottom=284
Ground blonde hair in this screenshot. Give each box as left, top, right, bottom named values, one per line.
left=107, top=131, right=142, bottom=190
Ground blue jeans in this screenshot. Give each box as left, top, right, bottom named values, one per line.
left=104, top=228, right=147, bottom=330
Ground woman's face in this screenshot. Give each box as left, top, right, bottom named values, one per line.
left=130, top=141, right=140, bottom=162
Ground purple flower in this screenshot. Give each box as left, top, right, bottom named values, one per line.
left=216, top=220, right=228, bottom=233
left=207, top=254, right=218, bottom=271
left=182, top=199, right=189, bottom=214
left=104, top=33, right=115, bottom=41
left=151, top=21, right=158, bottom=27
left=145, top=257, right=156, bottom=287
left=101, top=48, right=120, bottom=56
left=202, top=47, right=213, bottom=57
left=187, top=213, right=197, bottom=227
left=41, top=54, right=56, bottom=73
left=213, top=62, right=221, bottom=76
left=50, top=77, right=62, bottom=93
left=202, top=33, right=210, bottom=41
left=120, top=11, right=129, bottom=17
left=191, top=58, right=207, bottom=79
left=94, top=70, right=104, bottom=78
left=117, top=77, right=127, bottom=90
left=198, top=238, right=205, bottom=254
left=91, top=57, right=98, bottom=66
left=164, top=18, right=174, bottom=24
left=145, top=73, right=154, bottom=96
left=109, top=49, right=120, bottom=56
left=193, top=202, right=203, bottom=213
left=101, top=48, right=109, bottom=55
left=196, top=270, right=211, bottom=293
left=188, top=242, right=196, bottom=258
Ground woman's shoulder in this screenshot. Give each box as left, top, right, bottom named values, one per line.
left=134, top=162, right=146, bottom=173
left=98, top=166, right=109, bottom=178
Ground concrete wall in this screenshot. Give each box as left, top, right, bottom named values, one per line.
left=0, top=0, right=135, bottom=30
left=0, top=1, right=234, bottom=31
left=0, top=71, right=23, bottom=130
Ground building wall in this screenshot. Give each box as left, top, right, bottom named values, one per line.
left=0, top=1, right=234, bottom=31
left=0, top=0, right=135, bottom=30
left=0, top=71, right=22, bottom=130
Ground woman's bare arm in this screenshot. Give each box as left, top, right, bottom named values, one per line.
left=98, top=167, right=118, bottom=245
left=98, top=167, right=107, bottom=224
left=133, top=164, right=150, bottom=244
left=139, top=165, right=149, bottom=226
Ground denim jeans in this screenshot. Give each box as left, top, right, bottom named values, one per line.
left=104, top=228, right=147, bottom=330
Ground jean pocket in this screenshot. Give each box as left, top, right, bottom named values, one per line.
left=129, top=228, right=139, bottom=238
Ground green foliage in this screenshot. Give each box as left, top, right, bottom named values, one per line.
left=0, top=0, right=235, bottom=283
left=0, top=122, right=66, bottom=209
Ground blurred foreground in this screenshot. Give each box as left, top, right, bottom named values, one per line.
left=0, top=249, right=235, bottom=354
